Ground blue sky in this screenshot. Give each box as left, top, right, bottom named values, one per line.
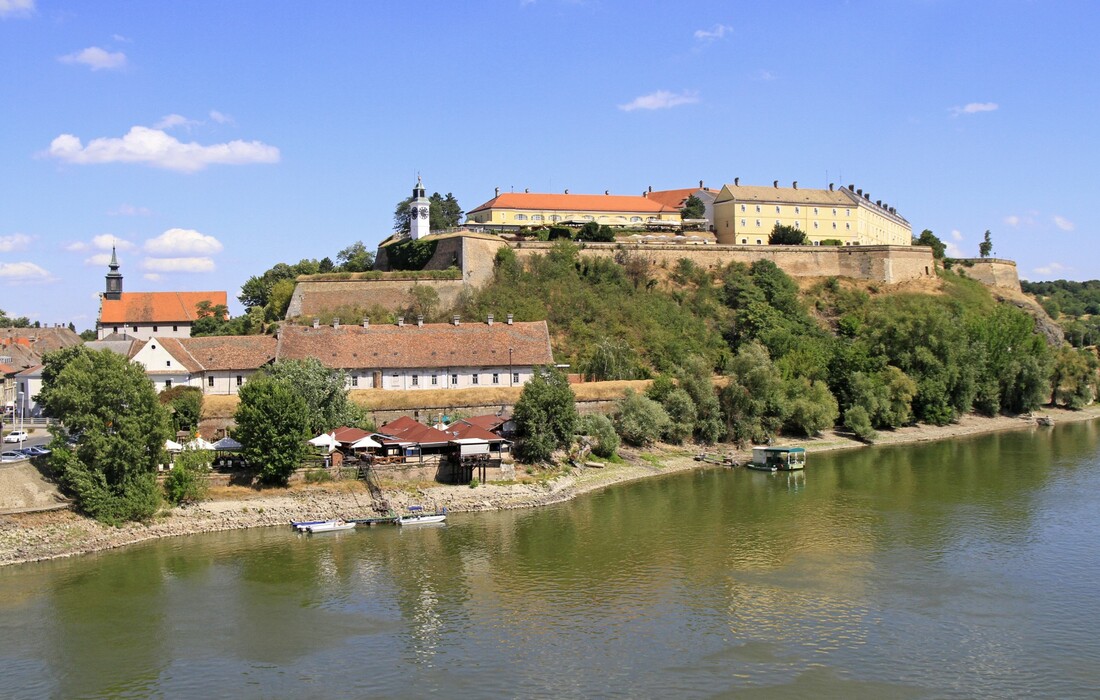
left=2, top=0, right=1097, bottom=329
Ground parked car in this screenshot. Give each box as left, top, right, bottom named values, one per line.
left=1, top=451, right=25, bottom=462
left=21, top=445, right=51, bottom=457
left=3, top=430, right=28, bottom=443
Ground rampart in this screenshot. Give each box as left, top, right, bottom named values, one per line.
left=508, top=241, right=937, bottom=284
left=949, top=259, right=1021, bottom=291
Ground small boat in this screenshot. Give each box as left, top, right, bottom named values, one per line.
left=747, top=446, right=806, bottom=472
left=304, top=520, right=356, bottom=533
left=291, top=519, right=331, bottom=531
left=396, top=505, right=446, bottom=526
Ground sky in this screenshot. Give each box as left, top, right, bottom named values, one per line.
left=2, top=0, right=1098, bottom=330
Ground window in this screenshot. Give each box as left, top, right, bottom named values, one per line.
left=582, top=215, right=594, bottom=221
left=813, top=221, right=819, bottom=229
left=846, top=209, right=850, bottom=216
left=795, top=207, right=800, bottom=214
left=550, top=215, right=561, bottom=222
left=741, top=238, right=747, bottom=244
left=512, top=372, right=520, bottom=384
left=775, top=206, right=781, bottom=214
left=813, top=207, right=818, bottom=215
left=236, top=375, right=243, bottom=387
left=740, top=204, right=746, bottom=212
left=412, top=375, right=419, bottom=387
left=515, top=214, right=527, bottom=220
left=755, top=219, right=761, bottom=227
left=351, top=375, right=358, bottom=387
left=756, top=239, right=763, bottom=245
left=132, top=325, right=138, bottom=332
left=431, top=374, right=438, bottom=386
left=776, top=220, right=781, bottom=226
left=113, top=326, right=119, bottom=333
left=793, top=221, right=800, bottom=228
left=755, top=205, right=761, bottom=213
left=846, top=223, right=851, bottom=230
left=165, top=360, right=171, bottom=367
left=741, top=219, right=746, bottom=226
left=165, top=380, right=172, bottom=389
left=531, top=214, right=544, bottom=221
left=630, top=216, right=642, bottom=223
left=832, top=208, right=837, bottom=215
left=451, top=374, right=458, bottom=385
left=492, top=373, right=500, bottom=385
left=813, top=240, right=820, bottom=246
left=472, top=374, right=479, bottom=385
left=832, top=222, right=837, bottom=229
left=173, top=325, right=179, bottom=332
left=153, top=326, right=158, bottom=333
left=208, top=376, right=214, bottom=387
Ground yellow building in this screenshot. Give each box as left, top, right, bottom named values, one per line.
left=713, top=180, right=910, bottom=246
left=465, top=189, right=681, bottom=229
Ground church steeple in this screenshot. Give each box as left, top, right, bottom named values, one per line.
left=409, top=175, right=430, bottom=240
left=104, top=246, right=123, bottom=300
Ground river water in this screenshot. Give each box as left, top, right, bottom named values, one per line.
left=3, top=421, right=1100, bottom=699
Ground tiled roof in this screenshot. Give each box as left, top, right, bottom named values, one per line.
left=276, top=321, right=554, bottom=370
left=0, top=327, right=82, bottom=353
left=715, top=183, right=852, bottom=207
left=84, top=338, right=143, bottom=358
left=467, top=192, right=676, bottom=216
left=644, top=188, right=716, bottom=209
left=0, top=363, right=15, bottom=376
left=455, top=415, right=509, bottom=432
left=446, top=422, right=503, bottom=442
left=332, top=426, right=371, bottom=444
left=167, top=335, right=278, bottom=372
left=380, top=417, right=454, bottom=445
left=99, top=291, right=228, bottom=324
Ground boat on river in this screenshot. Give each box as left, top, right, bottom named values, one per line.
left=291, top=519, right=331, bottom=531
left=747, top=446, right=806, bottom=472
left=396, top=505, right=446, bottom=525
left=304, top=520, right=356, bottom=533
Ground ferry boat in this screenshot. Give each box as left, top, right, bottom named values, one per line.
left=747, top=446, right=806, bottom=472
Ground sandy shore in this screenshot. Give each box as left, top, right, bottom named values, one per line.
left=3, top=406, right=1098, bottom=568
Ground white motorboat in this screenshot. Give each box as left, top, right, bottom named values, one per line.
left=396, top=505, right=446, bottom=525
left=305, top=520, right=356, bottom=533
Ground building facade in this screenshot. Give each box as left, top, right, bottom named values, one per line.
left=465, top=190, right=680, bottom=229
left=712, top=180, right=910, bottom=246
left=643, top=183, right=719, bottom=231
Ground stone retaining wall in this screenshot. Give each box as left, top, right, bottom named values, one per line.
left=950, top=259, right=1021, bottom=291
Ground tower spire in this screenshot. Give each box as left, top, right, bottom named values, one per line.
left=104, top=246, right=123, bottom=300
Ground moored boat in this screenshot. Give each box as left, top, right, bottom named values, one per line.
left=747, top=446, right=806, bottom=472
left=291, top=519, right=331, bottom=531
left=304, top=520, right=356, bottom=533
left=396, top=505, right=447, bottom=526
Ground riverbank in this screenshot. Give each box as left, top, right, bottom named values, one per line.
left=3, top=406, right=1098, bottom=568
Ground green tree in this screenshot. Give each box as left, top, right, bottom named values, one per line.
left=579, top=413, right=619, bottom=459
left=513, top=366, right=579, bottom=462
left=781, top=376, right=839, bottom=436
left=844, top=404, right=877, bottom=442
left=234, top=373, right=310, bottom=485
left=163, top=444, right=211, bottom=505
left=914, top=229, right=946, bottom=259
left=265, top=358, right=360, bottom=436
left=40, top=348, right=169, bottom=524
left=659, top=388, right=697, bottom=444
left=0, top=308, right=32, bottom=327
left=613, top=390, right=670, bottom=447
left=336, top=241, right=375, bottom=272
left=394, top=191, right=463, bottom=233
left=768, top=224, right=808, bottom=245
left=1050, top=345, right=1097, bottom=409
left=158, top=385, right=203, bottom=433
left=680, top=194, right=706, bottom=221
left=406, top=284, right=441, bottom=321
left=577, top=221, right=615, bottom=242
left=718, top=341, right=786, bottom=445
left=79, top=329, right=97, bottom=341
left=581, top=338, right=644, bottom=381
left=979, top=230, right=993, bottom=258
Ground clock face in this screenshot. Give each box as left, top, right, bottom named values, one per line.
left=419, top=207, right=429, bottom=219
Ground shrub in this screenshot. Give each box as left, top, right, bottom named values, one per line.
left=548, top=226, right=573, bottom=240
left=580, top=413, right=619, bottom=458
left=660, top=388, right=696, bottom=444
left=844, top=405, right=877, bottom=442
left=819, top=239, right=843, bottom=246
left=469, top=478, right=479, bottom=488
left=769, top=224, right=808, bottom=245
left=614, top=390, right=670, bottom=447
left=164, top=448, right=210, bottom=505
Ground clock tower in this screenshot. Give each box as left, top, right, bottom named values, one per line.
left=409, top=175, right=430, bottom=240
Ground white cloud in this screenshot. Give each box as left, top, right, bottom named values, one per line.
left=67, top=235, right=134, bottom=253
left=949, top=102, right=998, bottom=117
left=153, top=113, right=199, bottom=130
left=0, top=262, right=51, bottom=283
left=141, top=257, right=216, bottom=273
left=107, top=203, right=151, bottom=216
left=0, top=0, right=34, bottom=19
left=618, top=90, right=699, bottom=112
left=208, top=110, right=235, bottom=125
left=59, top=46, right=127, bottom=71
left=46, top=126, right=280, bottom=172
left=694, top=24, right=731, bottom=41
left=0, top=233, right=31, bottom=252
left=754, top=69, right=776, bottom=81
left=84, top=253, right=113, bottom=266
left=1033, top=262, right=1069, bottom=277
left=945, top=241, right=964, bottom=257
left=1004, top=215, right=1020, bottom=227
left=112, top=34, right=131, bottom=43
left=143, top=273, right=162, bottom=281
left=1053, top=215, right=1075, bottom=231
left=144, top=228, right=223, bottom=256
left=950, top=229, right=963, bottom=241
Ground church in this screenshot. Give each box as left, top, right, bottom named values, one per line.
left=95, top=248, right=228, bottom=340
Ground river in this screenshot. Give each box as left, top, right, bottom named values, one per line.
left=2, top=421, right=1100, bottom=699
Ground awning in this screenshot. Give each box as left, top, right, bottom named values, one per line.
left=350, top=436, right=382, bottom=449
left=184, top=437, right=215, bottom=451
left=213, top=436, right=242, bottom=451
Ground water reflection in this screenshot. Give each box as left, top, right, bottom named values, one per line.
left=0, top=420, right=1097, bottom=697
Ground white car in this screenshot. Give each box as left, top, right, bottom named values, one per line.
left=3, top=430, right=28, bottom=443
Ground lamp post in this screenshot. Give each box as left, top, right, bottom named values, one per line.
left=17, top=391, right=24, bottom=449
left=508, top=348, right=513, bottom=387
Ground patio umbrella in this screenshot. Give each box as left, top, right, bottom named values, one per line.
left=350, top=435, right=382, bottom=449
left=165, top=439, right=183, bottom=453
left=184, top=436, right=216, bottom=450
left=213, top=436, right=242, bottom=451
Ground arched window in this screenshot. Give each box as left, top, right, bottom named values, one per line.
left=515, top=214, right=527, bottom=220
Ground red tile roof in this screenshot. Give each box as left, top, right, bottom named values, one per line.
left=380, top=417, right=453, bottom=445
left=467, top=192, right=676, bottom=216
left=163, top=335, right=278, bottom=372
left=276, top=321, right=553, bottom=370
left=446, top=422, right=502, bottom=441
left=99, top=291, right=228, bottom=324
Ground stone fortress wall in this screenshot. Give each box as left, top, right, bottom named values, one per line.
left=290, top=233, right=1021, bottom=320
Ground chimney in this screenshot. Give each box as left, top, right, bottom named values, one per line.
left=564, top=189, right=569, bottom=194
left=699, top=179, right=704, bottom=188
left=605, top=189, right=609, bottom=195
left=416, top=315, right=424, bottom=327
left=362, top=317, right=370, bottom=328
left=312, top=318, right=320, bottom=329
left=487, top=313, right=494, bottom=326
left=524, top=187, right=529, bottom=193
left=773, top=180, right=778, bottom=188
left=876, top=200, right=882, bottom=207
left=452, top=314, right=460, bottom=326
left=397, top=316, right=405, bottom=327
left=829, top=183, right=834, bottom=191
left=506, top=313, right=514, bottom=325
left=864, top=193, right=870, bottom=200
left=332, top=318, right=340, bottom=329
left=856, top=188, right=863, bottom=196
left=494, top=186, right=500, bottom=197
left=793, top=181, right=798, bottom=189
left=734, top=177, right=740, bottom=186
left=648, top=185, right=653, bottom=193
left=848, top=183, right=855, bottom=192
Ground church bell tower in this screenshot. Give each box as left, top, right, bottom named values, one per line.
left=104, top=246, right=123, bottom=300
left=409, top=175, right=430, bottom=240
